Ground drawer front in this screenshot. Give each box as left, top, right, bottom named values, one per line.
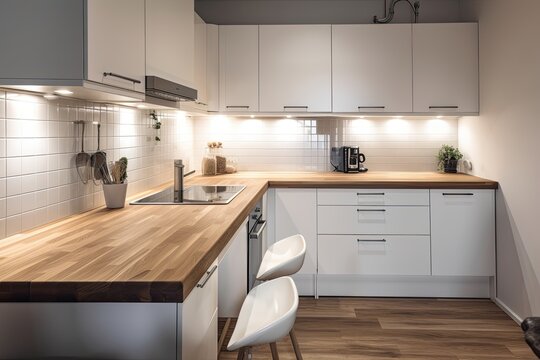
left=318, top=206, right=430, bottom=235
left=318, top=235, right=431, bottom=275
left=317, top=189, right=429, bottom=206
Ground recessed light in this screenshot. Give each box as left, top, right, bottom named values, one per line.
left=137, top=104, right=147, bottom=109
left=43, top=94, right=58, bottom=100
left=396, top=115, right=403, bottom=119
left=54, top=89, right=73, bottom=96
left=250, top=115, right=255, bottom=118
left=436, top=115, right=443, bottom=119
left=286, top=115, right=292, bottom=119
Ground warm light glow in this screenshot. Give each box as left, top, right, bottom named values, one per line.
left=54, top=89, right=73, bottom=96
left=136, top=104, right=147, bottom=109
left=437, top=115, right=443, bottom=119
left=350, top=119, right=375, bottom=134
left=43, top=94, right=58, bottom=100
left=250, top=115, right=255, bottom=119
left=286, top=115, right=292, bottom=119
left=386, top=118, right=411, bottom=134
left=426, top=119, right=451, bottom=134
left=6, top=93, right=19, bottom=99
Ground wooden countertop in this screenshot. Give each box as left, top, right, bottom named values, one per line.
left=0, top=171, right=497, bottom=303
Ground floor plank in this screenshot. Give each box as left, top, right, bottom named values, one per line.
left=218, top=297, right=535, bottom=359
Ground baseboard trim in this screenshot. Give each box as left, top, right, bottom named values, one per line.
left=494, top=297, right=523, bottom=324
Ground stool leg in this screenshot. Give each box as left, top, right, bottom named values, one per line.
left=236, top=347, right=246, bottom=360
left=289, top=329, right=303, bottom=360
left=270, top=342, right=280, bottom=360
left=218, top=317, right=232, bottom=354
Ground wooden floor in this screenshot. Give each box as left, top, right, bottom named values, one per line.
left=218, top=297, right=534, bottom=360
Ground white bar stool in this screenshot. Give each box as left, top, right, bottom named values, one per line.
left=227, top=277, right=300, bottom=360
left=226, top=234, right=306, bottom=359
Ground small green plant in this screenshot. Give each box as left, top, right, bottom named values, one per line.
left=437, top=144, right=463, bottom=171
left=150, top=110, right=162, bottom=142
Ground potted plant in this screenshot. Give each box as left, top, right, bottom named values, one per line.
left=437, top=145, right=463, bottom=173
left=102, top=157, right=128, bottom=209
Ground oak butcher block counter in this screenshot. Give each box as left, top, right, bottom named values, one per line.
left=0, top=171, right=497, bottom=303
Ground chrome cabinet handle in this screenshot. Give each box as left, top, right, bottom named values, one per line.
left=429, top=106, right=459, bottom=109
left=357, top=209, right=386, bottom=212
left=357, top=192, right=385, bottom=196
left=357, top=239, right=387, bottom=242
left=226, top=105, right=250, bottom=109
left=283, top=106, right=308, bottom=109
left=103, top=72, right=141, bottom=84
left=358, top=106, right=385, bottom=109
left=197, top=265, right=218, bottom=288
left=442, top=193, right=474, bottom=196
left=249, top=220, right=267, bottom=240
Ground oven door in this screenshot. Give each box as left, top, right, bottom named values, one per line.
left=248, top=216, right=267, bottom=290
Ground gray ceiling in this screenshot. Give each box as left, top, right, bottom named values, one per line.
left=195, top=0, right=467, bottom=25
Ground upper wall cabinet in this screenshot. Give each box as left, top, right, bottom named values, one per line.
left=259, top=25, right=332, bottom=113
left=146, top=0, right=195, bottom=88
left=194, top=13, right=208, bottom=106
left=219, top=25, right=259, bottom=112
left=0, top=0, right=145, bottom=101
left=413, top=23, right=479, bottom=113
left=332, top=24, right=413, bottom=113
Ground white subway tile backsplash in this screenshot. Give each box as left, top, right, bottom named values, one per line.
left=6, top=176, right=21, bottom=197
left=6, top=195, right=21, bottom=217
left=6, top=215, right=21, bottom=237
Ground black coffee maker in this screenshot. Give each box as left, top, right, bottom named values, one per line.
left=331, top=146, right=368, bottom=173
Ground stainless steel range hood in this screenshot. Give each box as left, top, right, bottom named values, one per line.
left=145, top=76, right=198, bottom=108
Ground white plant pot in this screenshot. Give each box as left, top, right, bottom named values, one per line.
left=103, top=183, right=128, bottom=209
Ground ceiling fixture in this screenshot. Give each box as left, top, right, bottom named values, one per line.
left=43, top=94, right=58, bottom=100
left=374, top=0, right=420, bottom=24
left=54, top=89, right=73, bottom=96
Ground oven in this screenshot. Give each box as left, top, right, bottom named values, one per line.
left=247, top=201, right=267, bottom=290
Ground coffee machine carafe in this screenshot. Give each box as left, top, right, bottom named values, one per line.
left=331, top=146, right=368, bottom=173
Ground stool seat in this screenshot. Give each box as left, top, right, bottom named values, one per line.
left=227, top=277, right=299, bottom=351
left=256, top=234, right=306, bottom=281
left=522, top=317, right=540, bottom=358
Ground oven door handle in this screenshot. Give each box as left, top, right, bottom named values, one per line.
left=249, top=220, right=267, bottom=240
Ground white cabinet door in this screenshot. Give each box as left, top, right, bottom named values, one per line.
left=145, top=0, right=195, bottom=87
left=318, top=206, right=430, bottom=235
left=274, top=189, right=317, bottom=275
left=180, top=259, right=218, bottom=360
left=259, top=25, right=332, bottom=112
left=206, top=24, right=219, bottom=111
left=194, top=13, right=208, bottom=106
left=219, top=25, right=259, bottom=112
left=319, top=235, right=431, bottom=276
left=430, top=190, right=495, bottom=276
left=332, top=24, right=412, bottom=113
left=413, top=23, right=479, bottom=113
left=87, top=0, right=145, bottom=93
left=218, top=219, right=247, bottom=318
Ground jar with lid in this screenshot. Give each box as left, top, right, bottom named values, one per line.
left=201, top=147, right=217, bottom=176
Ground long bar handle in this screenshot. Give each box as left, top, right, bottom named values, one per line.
left=442, top=193, right=474, bottom=196
left=249, top=220, right=267, bottom=240
left=197, top=265, right=218, bottom=288
left=226, top=105, right=250, bottom=109
left=358, top=106, right=386, bottom=109
left=103, top=72, right=142, bottom=84
left=429, top=106, right=459, bottom=109
left=357, top=192, right=385, bottom=196
left=283, top=106, right=309, bottom=109
left=357, top=239, right=387, bottom=242
left=357, top=209, right=386, bottom=212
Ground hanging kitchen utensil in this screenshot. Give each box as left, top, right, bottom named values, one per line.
left=91, top=121, right=109, bottom=184
left=75, top=121, right=91, bottom=184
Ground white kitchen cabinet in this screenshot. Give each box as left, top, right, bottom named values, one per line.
left=87, top=0, right=145, bottom=93
left=413, top=23, right=479, bottom=113
left=194, top=13, right=208, bottom=106
left=318, top=205, right=430, bottom=235
left=430, top=190, right=495, bottom=277
left=274, top=189, right=317, bottom=277
left=332, top=24, right=413, bottom=113
left=219, top=25, right=259, bottom=112
left=319, top=235, right=430, bottom=276
left=180, top=259, right=218, bottom=360
left=259, top=25, right=332, bottom=112
left=218, top=219, right=247, bottom=318
left=145, top=0, right=195, bottom=88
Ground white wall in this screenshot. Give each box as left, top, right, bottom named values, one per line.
left=193, top=116, right=458, bottom=172
left=459, top=0, right=540, bottom=319
left=0, top=90, right=194, bottom=240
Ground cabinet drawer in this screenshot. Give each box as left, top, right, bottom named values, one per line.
left=318, top=206, right=430, bottom=235
left=317, top=189, right=429, bottom=206
left=318, top=235, right=431, bottom=275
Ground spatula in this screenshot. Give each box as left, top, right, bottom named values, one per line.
left=91, top=122, right=109, bottom=184
left=75, top=121, right=91, bottom=184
